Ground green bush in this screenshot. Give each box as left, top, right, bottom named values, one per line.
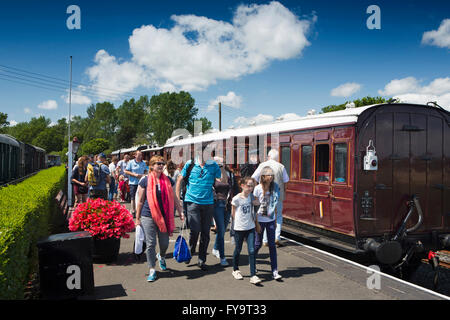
left=0, top=166, right=66, bottom=299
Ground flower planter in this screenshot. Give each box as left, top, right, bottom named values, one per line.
left=68, top=199, right=134, bottom=263
left=92, top=237, right=121, bottom=263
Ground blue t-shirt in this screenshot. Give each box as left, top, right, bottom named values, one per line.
left=90, top=162, right=110, bottom=191
left=181, top=160, right=221, bottom=205
left=138, top=176, right=174, bottom=217
left=126, top=159, right=149, bottom=185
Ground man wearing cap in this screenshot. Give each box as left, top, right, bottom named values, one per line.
left=252, top=149, right=289, bottom=246
left=87, top=152, right=111, bottom=200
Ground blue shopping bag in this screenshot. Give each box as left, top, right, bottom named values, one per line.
left=173, top=221, right=191, bottom=263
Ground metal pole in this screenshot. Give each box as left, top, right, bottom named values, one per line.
left=219, top=101, right=221, bottom=132
left=67, top=56, right=73, bottom=207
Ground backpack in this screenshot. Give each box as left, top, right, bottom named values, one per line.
left=87, top=162, right=101, bottom=186
left=181, top=160, right=195, bottom=200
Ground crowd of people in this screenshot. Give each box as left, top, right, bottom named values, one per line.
left=70, top=148, right=289, bottom=285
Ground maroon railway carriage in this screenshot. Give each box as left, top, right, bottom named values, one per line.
left=163, top=103, right=450, bottom=268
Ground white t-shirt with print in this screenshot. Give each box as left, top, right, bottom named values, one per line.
left=231, top=194, right=255, bottom=231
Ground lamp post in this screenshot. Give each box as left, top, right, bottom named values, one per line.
left=67, top=56, right=74, bottom=207
left=67, top=137, right=80, bottom=207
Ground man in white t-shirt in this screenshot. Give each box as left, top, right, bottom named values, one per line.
left=252, top=149, right=289, bottom=246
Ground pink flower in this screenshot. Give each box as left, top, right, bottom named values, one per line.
left=69, top=198, right=135, bottom=239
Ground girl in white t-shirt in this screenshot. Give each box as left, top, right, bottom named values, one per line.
left=230, top=177, right=261, bottom=285
left=253, top=166, right=282, bottom=281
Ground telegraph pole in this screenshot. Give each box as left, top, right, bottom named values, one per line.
left=219, top=101, right=222, bottom=131
left=67, top=56, right=73, bottom=207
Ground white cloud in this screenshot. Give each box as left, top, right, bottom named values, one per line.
left=38, top=100, right=58, bottom=110
left=86, top=50, right=152, bottom=100
left=379, top=77, right=450, bottom=110
left=331, top=82, right=361, bottom=97
left=422, top=19, right=450, bottom=49
left=61, top=86, right=92, bottom=105
left=24, top=107, right=31, bottom=114
left=9, top=120, right=17, bottom=126
left=207, top=91, right=242, bottom=111
left=378, top=77, right=420, bottom=96
left=233, top=113, right=274, bottom=127
left=86, top=1, right=314, bottom=95
left=276, top=113, right=302, bottom=121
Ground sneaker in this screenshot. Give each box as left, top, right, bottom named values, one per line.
left=147, top=269, right=156, bottom=282
left=220, top=258, right=229, bottom=266
left=232, top=270, right=243, bottom=280
left=273, top=270, right=282, bottom=280
left=157, top=253, right=167, bottom=271
left=211, top=248, right=220, bottom=259
left=198, top=262, right=208, bottom=271
left=250, top=275, right=262, bottom=285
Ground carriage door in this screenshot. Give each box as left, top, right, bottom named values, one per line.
left=313, top=131, right=332, bottom=227
left=330, top=128, right=354, bottom=234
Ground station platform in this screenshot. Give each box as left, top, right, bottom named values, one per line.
left=81, top=202, right=448, bottom=301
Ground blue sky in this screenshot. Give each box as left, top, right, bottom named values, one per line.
left=0, top=0, right=449, bottom=132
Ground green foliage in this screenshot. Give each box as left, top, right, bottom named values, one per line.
left=79, top=138, right=109, bottom=156
left=0, top=166, right=66, bottom=299
left=115, top=97, right=149, bottom=149
left=6, top=92, right=213, bottom=158
left=149, top=91, right=198, bottom=145
left=321, top=96, right=387, bottom=113
left=0, top=112, right=9, bottom=133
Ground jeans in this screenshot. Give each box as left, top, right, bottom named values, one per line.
left=141, top=215, right=169, bottom=269
left=263, top=201, right=283, bottom=243
left=233, top=228, right=256, bottom=276
left=187, top=202, right=215, bottom=263
left=108, top=177, right=117, bottom=201
left=255, top=220, right=278, bottom=272
left=213, top=200, right=231, bottom=259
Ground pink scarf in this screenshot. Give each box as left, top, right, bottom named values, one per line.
left=146, top=172, right=175, bottom=234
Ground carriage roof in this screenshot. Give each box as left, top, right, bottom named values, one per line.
left=164, top=104, right=379, bottom=148
left=0, top=134, right=20, bottom=147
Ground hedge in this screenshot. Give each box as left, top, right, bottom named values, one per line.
left=0, top=165, right=66, bottom=299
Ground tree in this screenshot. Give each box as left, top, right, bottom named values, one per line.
left=0, top=112, right=9, bottom=133
left=115, top=97, right=149, bottom=149
left=321, top=96, right=387, bottom=113
left=79, top=138, right=109, bottom=156
left=149, top=91, right=202, bottom=145
left=7, top=116, right=51, bottom=144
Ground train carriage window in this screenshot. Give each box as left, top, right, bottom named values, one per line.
left=334, top=143, right=347, bottom=183
left=301, top=145, right=312, bottom=180
left=280, top=146, right=290, bottom=177
left=315, top=144, right=329, bottom=182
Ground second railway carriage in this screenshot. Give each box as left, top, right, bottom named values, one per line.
left=0, top=134, right=20, bottom=183
left=163, top=103, right=450, bottom=269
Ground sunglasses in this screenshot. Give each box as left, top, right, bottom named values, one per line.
left=245, top=184, right=255, bottom=187
left=155, top=162, right=165, bottom=166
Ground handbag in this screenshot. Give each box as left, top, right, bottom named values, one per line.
left=173, top=220, right=191, bottom=263
left=78, top=185, right=88, bottom=194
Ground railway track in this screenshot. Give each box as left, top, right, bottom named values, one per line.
left=281, top=227, right=450, bottom=297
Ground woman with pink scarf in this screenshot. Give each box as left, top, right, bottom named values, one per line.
left=135, top=155, right=184, bottom=282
